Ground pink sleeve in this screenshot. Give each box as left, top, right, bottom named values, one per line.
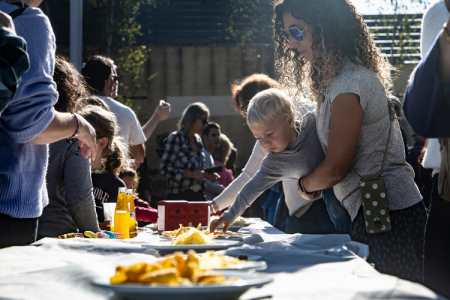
left=135, top=206, right=157, bottom=223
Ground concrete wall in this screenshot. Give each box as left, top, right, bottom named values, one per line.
left=127, top=45, right=276, bottom=171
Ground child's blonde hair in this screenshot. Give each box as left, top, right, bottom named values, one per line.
left=246, top=88, right=295, bottom=128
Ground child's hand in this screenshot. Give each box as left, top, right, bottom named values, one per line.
left=298, top=188, right=322, bottom=200
left=209, top=217, right=231, bottom=233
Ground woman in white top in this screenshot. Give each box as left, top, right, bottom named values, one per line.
left=273, top=0, right=425, bottom=283
left=211, top=74, right=340, bottom=234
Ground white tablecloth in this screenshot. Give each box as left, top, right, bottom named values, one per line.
left=0, top=221, right=444, bottom=300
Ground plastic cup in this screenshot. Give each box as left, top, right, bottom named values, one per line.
left=103, top=203, right=116, bottom=230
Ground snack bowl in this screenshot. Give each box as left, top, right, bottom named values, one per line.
left=92, top=271, right=273, bottom=300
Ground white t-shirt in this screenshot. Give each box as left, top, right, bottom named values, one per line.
left=98, top=96, right=146, bottom=146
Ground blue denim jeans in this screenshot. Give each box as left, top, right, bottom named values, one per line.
left=285, top=198, right=340, bottom=234
left=321, top=187, right=353, bottom=235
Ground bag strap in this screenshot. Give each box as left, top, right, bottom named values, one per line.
left=7, top=2, right=28, bottom=19
left=352, top=96, right=404, bottom=180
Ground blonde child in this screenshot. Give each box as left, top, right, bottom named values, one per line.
left=209, top=88, right=324, bottom=232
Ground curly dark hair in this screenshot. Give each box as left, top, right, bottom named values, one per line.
left=231, top=74, right=282, bottom=118
left=273, top=0, right=394, bottom=106
left=53, top=56, right=88, bottom=113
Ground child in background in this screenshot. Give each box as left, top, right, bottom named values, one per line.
left=210, top=88, right=324, bottom=232
left=119, top=168, right=157, bottom=223
left=77, top=105, right=127, bottom=229
left=212, top=134, right=235, bottom=188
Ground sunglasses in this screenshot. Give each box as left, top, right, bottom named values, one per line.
left=110, top=75, right=119, bottom=83
left=282, top=25, right=310, bottom=42
left=198, top=117, right=208, bottom=125
left=241, top=103, right=249, bottom=115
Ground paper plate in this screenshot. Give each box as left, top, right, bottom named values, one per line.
left=141, top=240, right=243, bottom=254
left=92, top=271, right=273, bottom=300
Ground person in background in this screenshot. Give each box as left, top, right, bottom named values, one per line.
left=405, top=0, right=450, bottom=296
left=160, top=102, right=219, bottom=201
left=213, top=133, right=235, bottom=188
left=0, top=11, right=29, bottom=115
left=274, top=0, right=424, bottom=282
left=202, top=122, right=224, bottom=200
left=38, top=57, right=100, bottom=239
left=0, top=1, right=97, bottom=249
left=81, top=56, right=171, bottom=166
left=78, top=105, right=127, bottom=229
left=119, top=168, right=157, bottom=223
left=212, top=74, right=340, bottom=234
left=81, top=56, right=146, bottom=163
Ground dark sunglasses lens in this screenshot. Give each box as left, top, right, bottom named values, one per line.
left=290, top=28, right=304, bottom=41
left=202, top=119, right=208, bottom=125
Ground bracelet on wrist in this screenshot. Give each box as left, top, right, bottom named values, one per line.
left=69, top=112, right=80, bottom=138
left=298, top=176, right=315, bottom=195
left=209, top=202, right=216, bottom=214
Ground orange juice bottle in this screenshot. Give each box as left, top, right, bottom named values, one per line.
left=127, top=189, right=136, bottom=238
left=114, top=187, right=130, bottom=239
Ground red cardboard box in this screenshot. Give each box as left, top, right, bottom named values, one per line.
left=157, top=200, right=189, bottom=234
left=188, top=202, right=210, bottom=228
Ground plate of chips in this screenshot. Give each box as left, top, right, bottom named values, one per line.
left=92, top=271, right=272, bottom=300
left=92, top=251, right=272, bottom=300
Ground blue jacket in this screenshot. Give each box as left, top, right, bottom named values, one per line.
left=0, top=4, right=57, bottom=218
left=404, top=32, right=450, bottom=138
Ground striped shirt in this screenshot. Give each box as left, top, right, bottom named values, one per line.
left=160, top=128, right=205, bottom=195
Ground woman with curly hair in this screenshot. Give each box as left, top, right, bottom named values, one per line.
left=38, top=57, right=100, bottom=239
left=273, top=0, right=425, bottom=282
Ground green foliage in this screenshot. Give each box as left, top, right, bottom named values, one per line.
left=84, top=0, right=155, bottom=107
left=365, top=0, right=430, bottom=67
left=226, top=0, right=273, bottom=45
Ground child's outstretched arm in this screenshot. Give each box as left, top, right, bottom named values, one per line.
left=209, top=159, right=280, bottom=232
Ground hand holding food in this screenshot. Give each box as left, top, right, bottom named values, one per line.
left=155, top=100, right=171, bottom=121
left=209, top=217, right=231, bottom=233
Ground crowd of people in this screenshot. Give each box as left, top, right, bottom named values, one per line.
left=1, top=0, right=450, bottom=298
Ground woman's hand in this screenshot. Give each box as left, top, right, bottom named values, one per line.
left=0, top=11, right=15, bottom=34
left=191, top=171, right=206, bottom=181
left=76, top=114, right=98, bottom=160
left=205, top=172, right=220, bottom=182
left=191, top=171, right=220, bottom=182
left=99, top=220, right=110, bottom=231
left=154, top=102, right=171, bottom=121
left=297, top=186, right=322, bottom=200
left=209, top=217, right=231, bottom=233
